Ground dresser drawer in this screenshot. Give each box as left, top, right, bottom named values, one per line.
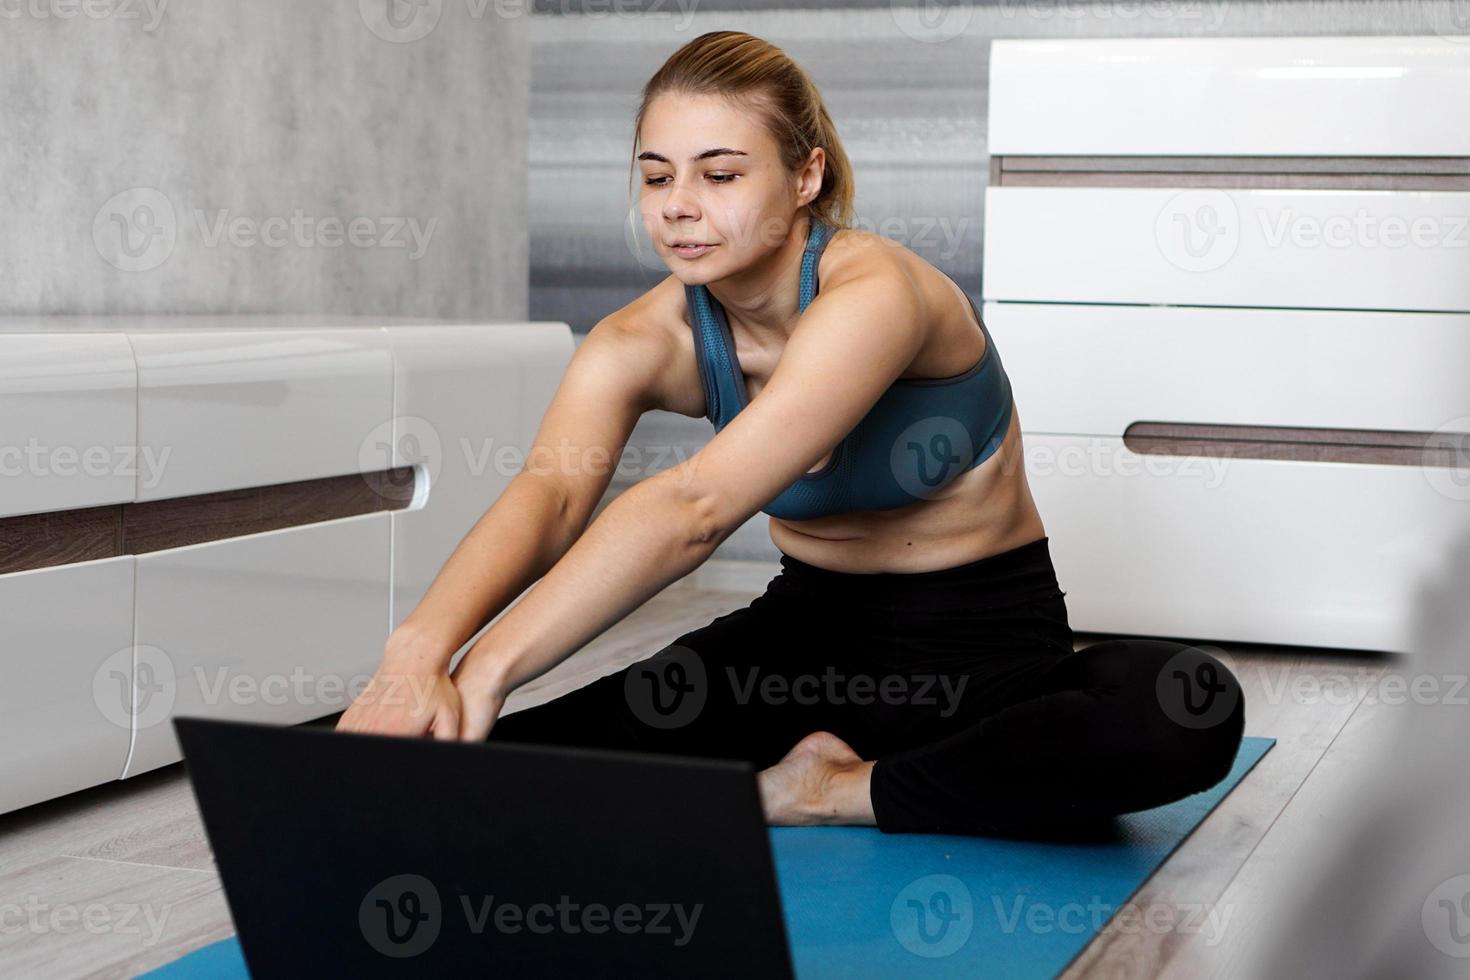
left=131, top=328, right=394, bottom=501
left=0, top=334, right=136, bottom=519
left=982, top=187, right=1470, bottom=313
left=1028, top=434, right=1461, bottom=653
left=985, top=303, right=1470, bottom=437
left=0, top=559, right=134, bottom=812
left=988, top=36, right=1470, bottom=157
left=124, top=513, right=391, bottom=776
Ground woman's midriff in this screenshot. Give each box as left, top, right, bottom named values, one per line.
left=767, top=405, right=1047, bottom=575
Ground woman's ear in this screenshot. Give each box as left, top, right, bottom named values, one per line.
left=797, top=147, right=826, bottom=205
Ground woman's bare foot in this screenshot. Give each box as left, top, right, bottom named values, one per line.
left=758, top=731, right=877, bottom=826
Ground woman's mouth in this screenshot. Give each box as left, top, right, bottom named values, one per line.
left=671, top=243, right=714, bottom=259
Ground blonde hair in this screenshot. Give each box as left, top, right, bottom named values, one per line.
left=628, top=30, right=856, bottom=233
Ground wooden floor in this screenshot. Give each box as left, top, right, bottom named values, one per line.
left=0, top=566, right=1403, bottom=979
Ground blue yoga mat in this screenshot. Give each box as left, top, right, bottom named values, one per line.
left=138, top=736, right=1272, bottom=979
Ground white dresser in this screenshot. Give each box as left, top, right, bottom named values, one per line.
left=0, top=316, right=572, bottom=815
left=982, top=36, right=1470, bottom=654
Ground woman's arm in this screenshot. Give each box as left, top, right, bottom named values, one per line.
left=341, top=315, right=677, bottom=739
left=448, top=470, right=718, bottom=734
left=385, top=319, right=669, bottom=671
left=382, top=471, right=583, bottom=673
left=451, top=258, right=927, bottom=740
left=337, top=468, right=581, bottom=739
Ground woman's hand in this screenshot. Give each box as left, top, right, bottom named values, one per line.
left=336, top=656, right=466, bottom=741
left=448, top=654, right=511, bottom=743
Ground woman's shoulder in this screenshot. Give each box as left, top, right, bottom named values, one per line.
left=600, top=272, right=695, bottom=344
left=817, top=225, right=924, bottom=295
left=818, top=225, right=987, bottom=377
left=593, top=275, right=706, bottom=418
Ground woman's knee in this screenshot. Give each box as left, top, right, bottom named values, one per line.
left=1076, top=638, right=1246, bottom=793
left=1140, top=640, right=1245, bottom=789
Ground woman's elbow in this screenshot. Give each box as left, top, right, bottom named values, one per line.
left=646, top=467, right=735, bottom=549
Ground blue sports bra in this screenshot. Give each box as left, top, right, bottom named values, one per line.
left=683, top=218, right=1014, bottom=521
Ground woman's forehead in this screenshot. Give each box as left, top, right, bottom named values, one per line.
left=641, top=94, right=769, bottom=149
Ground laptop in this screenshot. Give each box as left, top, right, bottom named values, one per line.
left=172, top=715, right=796, bottom=978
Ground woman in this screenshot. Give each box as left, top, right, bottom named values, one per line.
left=337, top=30, right=1245, bottom=836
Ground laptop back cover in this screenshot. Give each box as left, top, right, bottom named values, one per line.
left=174, top=716, right=794, bottom=979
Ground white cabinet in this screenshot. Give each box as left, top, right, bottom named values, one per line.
left=125, top=514, right=392, bottom=776
left=0, top=334, right=136, bottom=519
left=0, top=316, right=575, bottom=813
left=0, top=560, right=135, bottom=814
left=984, top=36, right=1470, bottom=654
left=1018, top=432, right=1454, bottom=650
left=130, top=328, right=395, bottom=501
left=0, top=333, right=140, bottom=813
left=987, top=36, right=1470, bottom=157
left=986, top=304, right=1470, bottom=437
left=383, top=324, right=566, bottom=637
left=982, top=187, right=1470, bottom=313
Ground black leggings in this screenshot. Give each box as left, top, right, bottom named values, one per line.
left=490, top=536, right=1246, bottom=836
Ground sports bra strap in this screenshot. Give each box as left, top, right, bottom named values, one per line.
left=798, top=218, right=835, bottom=313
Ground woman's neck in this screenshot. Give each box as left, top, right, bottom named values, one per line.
left=704, top=214, right=815, bottom=341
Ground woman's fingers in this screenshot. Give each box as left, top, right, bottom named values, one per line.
left=456, top=690, right=501, bottom=743
left=333, top=670, right=461, bottom=740
left=430, top=701, right=461, bottom=741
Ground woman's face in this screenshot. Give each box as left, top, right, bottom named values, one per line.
left=636, top=92, right=821, bottom=283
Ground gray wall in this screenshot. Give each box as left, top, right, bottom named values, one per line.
left=530, top=2, right=1461, bottom=560
left=2, top=1, right=529, bottom=318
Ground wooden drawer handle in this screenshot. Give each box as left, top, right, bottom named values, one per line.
left=1123, top=421, right=1469, bottom=466
left=0, top=467, right=415, bottom=576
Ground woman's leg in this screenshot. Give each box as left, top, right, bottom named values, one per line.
left=867, top=638, right=1246, bottom=834
left=491, top=536, right=1247, bottom=837
left=487, top=586, right=865, bottom=766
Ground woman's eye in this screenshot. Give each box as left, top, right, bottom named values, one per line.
left=642, top=174, right=736, bottom=186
